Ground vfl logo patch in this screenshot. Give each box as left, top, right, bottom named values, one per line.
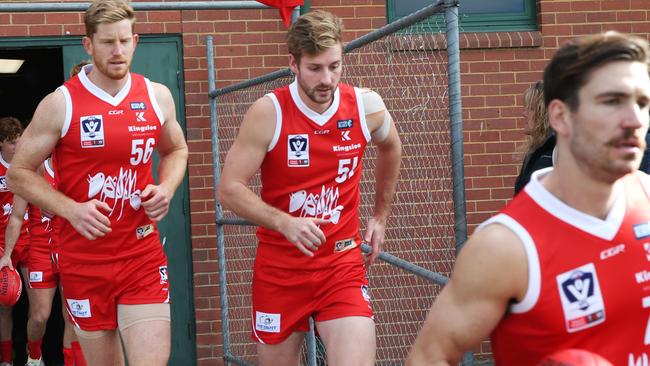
left=288, top=134, right=309, bottom=167
left=130, top=102, right=147, bottom=110
left=0, top=176, right=7, bottom=192
left=67, top=299, right=92, bottom=318
left=334, top=238, right=357, bottom=252
left=80, top=115, right=105, bottom=148
left=556, top=263, right=605, bottom=333
left=29, top=271, right=43, bottom=283
left=255, top=311, right=281, bottom=333
left=159, top=266, right=168, bottom=283
left=634, top=221, right=650, bottom=239
left=136, top=224, right=154, bottom=239
left=337, top=119, right=353, bottom=129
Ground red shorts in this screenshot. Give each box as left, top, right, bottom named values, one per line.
left=27, top=237, right=58, bottom=289
left=59, top=246, right=169, bottom=331
left=251, top=261, right=373, bottom=344
left=11, top=240, right=30, bottom=269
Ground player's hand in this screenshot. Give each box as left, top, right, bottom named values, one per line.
left=140, top=184, right=172, bottom=222
left=0, top=255, right=13, bottom=271
left=278, top=216, right=328, bottom=257
left=364, top=217, right=386, bottom=266
left=67, top=200, right=112, bottom=240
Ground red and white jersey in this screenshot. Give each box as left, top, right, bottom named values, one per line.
left=55, top=65, right=164, bottom=263
left=28, top=160, right=56, bottom=245
left=0, top=152, right=29, bottom=248
left=485, top=168, right=650, bottom=365
left=256, top=80, right=371, bottom=269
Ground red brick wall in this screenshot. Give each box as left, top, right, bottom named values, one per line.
left=1, top=0, right=649, bottom=364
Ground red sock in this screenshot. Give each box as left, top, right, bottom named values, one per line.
left=27, top=338, right=43, bottom=360
left=0, top=340, right=12, bottom=363
left=71, top=341, right=87, bottom=366
left=63, top=347, right=74, bottom=366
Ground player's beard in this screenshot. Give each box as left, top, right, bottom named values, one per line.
left=571, top=126, right=643, bottom=182
left=93, top=56, right=131, bottom=80
left=298, top=77, right=338, bottom=106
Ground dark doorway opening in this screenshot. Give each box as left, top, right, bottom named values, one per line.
left=0, top=47, right=63, bottom=123
left=0, top=46, right=65, bottom=365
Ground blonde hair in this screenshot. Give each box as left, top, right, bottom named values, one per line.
left=524, top=81, right=549, bottom=151
left=287, top=10, right=344, bottom=62
left=84, top=0, right=135, bottom=38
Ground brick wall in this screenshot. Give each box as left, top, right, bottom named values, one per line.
left=1, top=0, right=649, bottom=364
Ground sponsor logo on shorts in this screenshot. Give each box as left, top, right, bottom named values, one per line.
left=159, top=266, right=168, bottom=284
left=29, top=271, right=43, bottom=283
left=130, top=102, right=147, bottom=110
left=634, top=221, right=650, bottom=239
left=136, top=224, right=154, bottom=239
left=67, top=299, right=92, bottom=318
left=361, top=285, right=371, bottom=302
left=288, top=134, right=309, bottom=167
left=80, top=115, right=105, bottom=148
left=556, top=263, right=605, bottom=333
left=334, top=238, right=357, bottom=253
left=255, top=311, right=281, bottom=333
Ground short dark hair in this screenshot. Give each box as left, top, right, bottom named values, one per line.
left=0, top=117, right=23, bottom=143
left=543, top=31, right=650, bottom=110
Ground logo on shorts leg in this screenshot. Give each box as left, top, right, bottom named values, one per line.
left=255, top=311, right=281, bottom=333
left=159, top=266, right=168, bottom=284
left=361, top=285, right=371, bottom=302
left=29, top=271, right=43, bottom=283
left=136, top=224, right=154, bottom=239
left=334, top=238, right=357, bottom=253
left=67, top=299, right=92, bottom=318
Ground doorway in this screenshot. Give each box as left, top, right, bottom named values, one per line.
left=0, top=36, right=196, bottom=366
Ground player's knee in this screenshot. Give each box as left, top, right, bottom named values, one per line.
left=73, top=327, right=112, bottom=340
left=128, top=351, right=170, bottom=366
left=29, top=312, right=50, bottom=328
left=29, top=306, right=52, bottom=324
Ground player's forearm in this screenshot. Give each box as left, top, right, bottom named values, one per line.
left=7, top=168, right=74, bottom=220
left=406, top=347, right=455, bottom=366
left=373, top=140, right=401, bottom=221
left=218, top=180, right=290, bottom=232
left=2, top=217, right=22, bottom=256
left=157, top=147, right=189, bottom=197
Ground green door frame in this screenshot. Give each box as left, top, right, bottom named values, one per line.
left=0, top=34, right=196, bottom=365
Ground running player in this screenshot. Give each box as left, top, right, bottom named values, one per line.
left=406, top=31, right=650, bottom=365
left=2, top=158, right=86, bottom=366
left=0, top=116, right=30, bottom=366
left=5, top=1, right=189, bottom=365
left=218, top=10, right=402, bottom=366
